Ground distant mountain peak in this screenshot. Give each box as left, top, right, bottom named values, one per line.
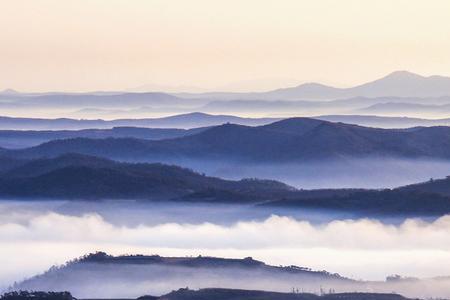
left=1, top=88, right=19, bottom=94
left=298, top=82, right=332, bottom=88
left=383, top=70, right=424, bottom=79
left=182, top=112, right=210, bottom=117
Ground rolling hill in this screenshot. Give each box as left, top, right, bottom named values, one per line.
left=0, top=154, right=294, bottom=201
left=0, top=113, right=279, bottom=130
left=357, top=102, right=450, bottom=117
left=198, top=96, right=450, bottom=117
left=10, top=252, right=352, bottom=298
left=0, top=92, right=204, bottom=109
left=6, top=118, right=450, bottom=162
left=261, top=189, right=450, bottom=216
left=314, top=115, right=450, bottom=128
left=398, top=176, right=450, bottom=197
left=5, top=114, right=450, bottom=149
left=1, top=290, right=412, bottom=300
left=159, top=289, right=408, bottom=300
left=0, top=153, right=450, bottom=216
left=11, top=252, right=448, bottom=299
left=0, top=126, right=207, bottom=149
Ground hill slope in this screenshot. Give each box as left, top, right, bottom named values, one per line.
left=0, top=113, right=279, bottom=130
left=1, top=153, right=450, bottom=216
left=6, top=118, right=450, bottom=162
left=159, top=288, right=408, bottom=300
left=0, top=92, right=204, bottom=108
left=12, top=252, right=449, bottom=299
left=0, top=126, right=206, bottom=149
left=261, top=189, right=450, bottom=216
left=12, top=252, right=351, bottom=298
left=397, top=176, right=450, bottom=197
left=0, top=154, right=294, bottom=201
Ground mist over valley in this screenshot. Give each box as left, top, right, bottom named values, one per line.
left=3, top=72, right=450, bottom=300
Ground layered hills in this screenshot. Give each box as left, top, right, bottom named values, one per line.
left=0, top=153, right=449, bottom=215
left=177, top=71, right=450, bottom=100
left=0, top=154, right=293, bottom=201
left=4, top=118, right=450, bottom=162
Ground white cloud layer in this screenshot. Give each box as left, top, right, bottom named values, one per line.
left=1, top=203, right=450, bottom=291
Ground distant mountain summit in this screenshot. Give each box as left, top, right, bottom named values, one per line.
left=263, top=71, right=450, bottom=99
left=178, top=71, right=450, bottom=100
left=349, top=71, right=450, bottom=98
left=0, top=88, right=19, bottom=95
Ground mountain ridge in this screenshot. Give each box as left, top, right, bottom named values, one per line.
left=6, top=118, right=450, bottom=162
left=0, top=113, right=279, bottom=130
left=1, top=153, right=450, bottom=216
left=177, top=71, right=450, bottom=100
left=0, top=126, right=208, bottom=149
left=0, top=153, right=295, bottom=201
left=11, top=252, right=448, bottom=299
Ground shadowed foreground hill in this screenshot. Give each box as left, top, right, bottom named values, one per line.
left=0, top=289, right=411, bottom=300
left=0, top=153, right=450, bottom=215
left=5, top=118, right=450, bottom=162
left=0, top=292, right=74, bottom=300
left=261, top=173, right=450, bottom=215
left=397, top=176, right=450, bottom=197
left=159, top=288, right=408, bottom=300
left=11, top=252, right=450, bottom=299
left=261, top=189, right=450, bottom=216
left=0, top=154, right=294, bottom=201
left=12, top=252, right=350, bottom=298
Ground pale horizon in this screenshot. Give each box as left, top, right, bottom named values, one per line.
left=1, top=69, right=443, bottom=94
left=2, top=0, right=450, bottom=92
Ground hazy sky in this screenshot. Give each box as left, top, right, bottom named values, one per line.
left=1, top=0, right=450, bottom=92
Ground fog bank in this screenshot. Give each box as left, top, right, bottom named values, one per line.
left=166, top=158, right=450, bottom=189
left=1, top=201, right=449, bottom=293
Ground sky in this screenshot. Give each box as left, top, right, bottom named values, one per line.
left=1, top=0, right=450, bottom=92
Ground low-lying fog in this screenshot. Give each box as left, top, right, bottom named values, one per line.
left=162, top=158, right=450, bottom=189
left=1, top=200, right=449, bottom=295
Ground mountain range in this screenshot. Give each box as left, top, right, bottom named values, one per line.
left=357, top=102, right=450, bottom=117
left=5, top=113, right=450, bottom=144
left=197, top=96, right=450, bottom=117
left=315, top=115, right=450, bottom=128
left=0, top=126, right=207, bottom=148
left=3, top=71, right=450, bottom=120
left=1, top=153, right=450, bottom=215
left=262, top=187, right=450, bottom=215
left=0, top=113, right=279, bottom=130
left=176, top=71, right=450, bottom=100
left=5, top=118, right=450, bottom=162
left=5, top=71, right=450, bottom=103
left=0, top=92, right=204, bottom=109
